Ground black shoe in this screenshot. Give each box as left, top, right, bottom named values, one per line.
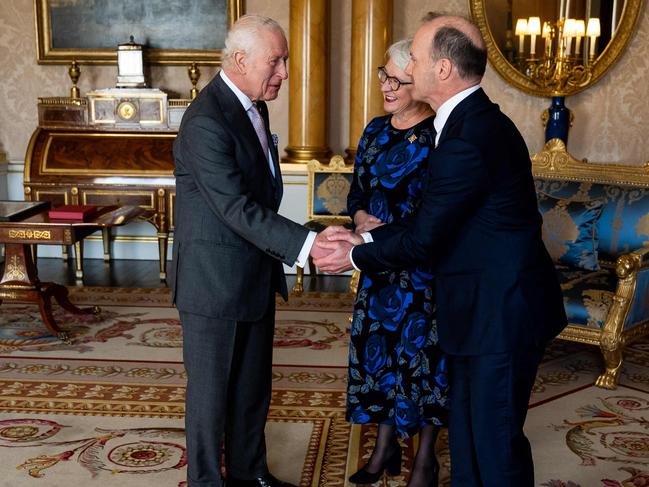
left=348, top=447, right=402, bottom=484
left=227, top=473, right=297, bottom=487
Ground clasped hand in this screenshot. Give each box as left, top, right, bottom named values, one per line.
left=308, top=226, right=364, bottom=274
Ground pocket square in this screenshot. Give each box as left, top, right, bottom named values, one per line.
left=272, top=133, right=279, bottom=147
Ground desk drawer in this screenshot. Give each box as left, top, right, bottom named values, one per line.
left=82, top=190, right=155, bottom=209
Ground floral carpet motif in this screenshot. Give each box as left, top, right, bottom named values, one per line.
left=1, top=288, right=649, bottom=485
left=0, top=292, right=353, bottom=486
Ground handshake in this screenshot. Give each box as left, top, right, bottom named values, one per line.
left=308, top=226, right=364, bottom=274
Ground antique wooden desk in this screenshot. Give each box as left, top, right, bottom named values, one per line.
left=24, top=127, right=176, bottom=279
left=0, top=203, right=144, bottom=343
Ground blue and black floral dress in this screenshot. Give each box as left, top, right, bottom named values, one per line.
left=346, top=114, right=448, bottom=438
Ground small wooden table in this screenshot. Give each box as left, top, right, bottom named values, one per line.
left=0, top=203, right=145, bottom=343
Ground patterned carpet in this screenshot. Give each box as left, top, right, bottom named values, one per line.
left=0, top=288, right=648, bottom=486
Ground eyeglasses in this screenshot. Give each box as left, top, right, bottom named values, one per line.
left=377, top=66, right=413, bottom=91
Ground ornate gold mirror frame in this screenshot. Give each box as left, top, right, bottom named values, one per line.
left=469, top=0, right=644, bottom=97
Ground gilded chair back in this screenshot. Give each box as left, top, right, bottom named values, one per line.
left=306, top=155, right=354, bottom=226
left=292, top=155, right=355, bottom=295
left=532, top=139, right=649, bottom=260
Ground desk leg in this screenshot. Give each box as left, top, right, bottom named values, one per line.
left=74, top=240, right=84, bottom=281
left=38, top=283, right=101, bottom=345
left=30, top=245, right=38, bottom=265
left=0, top=243, right=99, bottom=344
left=158, top=232, right=168, bottom=281
left=102, top=228, right=111, bottom=262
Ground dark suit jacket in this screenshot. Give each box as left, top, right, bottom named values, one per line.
left=171, top=73, right=309, bottom=321
left=353, top=88, right=567, bottom=355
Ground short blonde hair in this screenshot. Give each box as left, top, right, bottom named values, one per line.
left=222, top=15, right=285, bottom=67
left=386, top=38, right=412, bottom=70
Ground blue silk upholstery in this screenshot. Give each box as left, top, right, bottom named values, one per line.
left=535, top=180, right=649, bottom=259
left=312, top=172, right=354, bottom=217
left=536, top=178, right=649, bottom=333
left=537, top=193, right=604, bottom=271
left=556, top=265, right=616, bottom=329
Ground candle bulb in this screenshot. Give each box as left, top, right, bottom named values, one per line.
left=587, top=17, right=601, bottom=57
left=564, top=18, right=576, bottom=56
left=574, top=20, right=585, bottom=56
left=515, top=18, right=528, bottom=53
left=542, top=22, right=552, bottom=57
left=527, top=17, right=541, bottom=56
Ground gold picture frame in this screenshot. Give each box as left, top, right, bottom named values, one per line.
left=34, top=0, right=244, bottom=65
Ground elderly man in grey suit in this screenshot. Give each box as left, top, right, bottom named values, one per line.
left=171, top=14, right=328, bottom=487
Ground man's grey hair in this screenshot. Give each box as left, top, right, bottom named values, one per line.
left=222, top=14, right=285, bottom=67
left=385, top=39, right=412, bottom=71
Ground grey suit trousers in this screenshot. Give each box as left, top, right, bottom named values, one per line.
left=181, top=297, right=275, bottom=487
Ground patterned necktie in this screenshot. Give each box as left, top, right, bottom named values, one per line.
left=248, top=102, right=270, bottom=162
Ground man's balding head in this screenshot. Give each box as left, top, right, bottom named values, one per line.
left=404, top=12, right=487, bottom=110
left=421, top=12, right=487, bottom=82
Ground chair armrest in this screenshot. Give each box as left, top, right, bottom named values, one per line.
left=616, top=247, right=649, bottom=278
left=607, top=247, right=649, bottom=336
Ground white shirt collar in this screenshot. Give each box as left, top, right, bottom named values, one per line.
left=434, top=84, right=481, bottom=145
left=220, top=70, right=254, bottom=112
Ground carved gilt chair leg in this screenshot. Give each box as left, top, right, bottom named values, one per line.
left=595, top=339, right=624, bottom=390
left=348, top=269, right=360, bottom=294
left=292, top=266, right=304, bottom=294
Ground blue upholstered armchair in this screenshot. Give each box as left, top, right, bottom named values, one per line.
left=532, top=139, right=649, bottom=389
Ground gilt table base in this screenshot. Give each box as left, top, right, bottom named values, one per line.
left=0, top=243, right=100, bottom=344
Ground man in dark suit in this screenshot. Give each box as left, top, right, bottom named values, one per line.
left=172, top=14, right=328, bottom=487
left=314, top=13, right=567, bottom=487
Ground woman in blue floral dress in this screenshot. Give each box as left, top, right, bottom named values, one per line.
left=346, top=40, right=448, bottom=487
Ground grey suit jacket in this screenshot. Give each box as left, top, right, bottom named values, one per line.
left=171, top=74, right=309, bottom=321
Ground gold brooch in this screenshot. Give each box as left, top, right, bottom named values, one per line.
left=408, top=134, right=417, bottom=143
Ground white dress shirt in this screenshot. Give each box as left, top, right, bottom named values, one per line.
left=350, top=85, right=482, bottom=270
left=433, top=84, right=481, bottom=147
left=220, top=70, right=275, bottom=177
left=219, top=70, right=315, bottom=268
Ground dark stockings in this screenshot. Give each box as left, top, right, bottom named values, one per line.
left=407, top=425, right=440, bottom=487
left=364, top=423, right=399, bottom=473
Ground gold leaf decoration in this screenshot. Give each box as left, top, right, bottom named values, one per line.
left=582, top=289, right=614, bottom=328
left=316, top=174, right=351, bottom=215
left=636, top=212, right=649, bottom=242
left=542, top=201, right=579, bottom=260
